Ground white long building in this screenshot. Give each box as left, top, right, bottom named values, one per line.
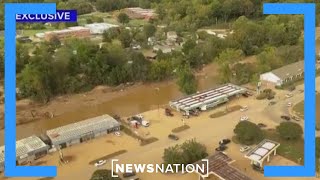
left=169, top=83, right=247, bottom=115
left=84, top=23, right=119, bottom=35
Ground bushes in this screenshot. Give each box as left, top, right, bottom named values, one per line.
left=233, top=121, right=264, bottom=145
left=256, top=89, right=276, bottom=100
left=276, top=122, right=303, bottom=141
left=163, top=139, right=208, bottom=170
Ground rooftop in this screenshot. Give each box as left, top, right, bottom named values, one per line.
left=170, top=83, right=246, bottom=111
left=0, top=135, right=48, bottom=163
left=270, top=61, right=304, bottom=80
left=192, top=152, right=252, bottom=180
left=245, top=139, right=280, bottom=163
left=46, top=114, right=120, bottom=144
left=45, top=26, right=90, bottom=35
left=84, top=23, right=119, bottom=29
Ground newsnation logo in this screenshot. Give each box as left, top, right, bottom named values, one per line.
left=16, top=10, right=77, bottom=22
left=111, top=159, right=209, bottom=177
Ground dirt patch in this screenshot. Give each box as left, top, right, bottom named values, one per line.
left=33, top=160, right=47, bottom=166
left=63, top=155, right=76, bottom=163
left=140, top=137, right=159, bottom=146
left=106, top=140, right=116, bottom=145
left=209, top=105, right=242, bottom=118
left=88, top=150, right=127, bottom=165
left=171, top=125, right=190, bottom=133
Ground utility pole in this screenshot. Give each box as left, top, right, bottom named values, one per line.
left=155, top=87, right=160, bottom=117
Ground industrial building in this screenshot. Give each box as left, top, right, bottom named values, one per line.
left=84, top=23, right=119, bottom=35
left=245, top=139, right=280, bottom=169
left=44, top=26, right=91, bottom=41
left=0, top=135, right=49, bottom=172
left=260, top=61, right=304, bottom=86
left=192, top=152, right=252, bottom=180
left=169, top=83, right=247, bottom=115
left=124, top=7, right=157, bottom=20
left=46, top=114, right=121, bottom=149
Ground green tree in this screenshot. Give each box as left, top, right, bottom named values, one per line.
left=143, top=23, right=156, bottom=38
left=86, top=18, right=93, bottom=24
left=180, top=139, right=208, bottom=164
left=90, top=169, right=121, bottom=180
left=118, top=29, right=132, bottom=48
left=276, top=122, right=303, bottom=141
left=148, top=60, right=173, bottom=81
left=117, top=12, right=130, bottom=25
left=163, top=139, right=208, bottom=171
left=231, top=63, right=255, bottom=85
left=177, top=66, right=197, bottom=95
left=234, top=121, right=264, bottom=145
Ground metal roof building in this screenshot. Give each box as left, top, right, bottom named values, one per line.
left=0, top=135, right=49, bottom=171
left=192, top=152, right=253, bottom=180
left=169, top=84, right=247, bottom=114
left=245, top=139, right=280, bottom=168
left=260, top=61, right=304, bottom=86
left=84, top=23, right=119, bottom=35
left=46, top=114, right=120, bottom=148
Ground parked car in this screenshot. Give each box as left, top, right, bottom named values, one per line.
left=215, top=145, right=227, bottom=152
left=94, top=160, right=107, bottom=167
left=240, top=146, right=251, bottom=153
left=267, top=95, right=275, bottom=100
left=292, top=116, right=301, bottom=121
left=165, top=108, right=174, bottom=116
left=219, top=139, right=231, bottom=145
left=288, top=86, right=296, bottom=92
left=287, top=102, right=292, bottom=107
left=257, top=123, right=267, bottom=128
left=123, top=172, right=136, bottom=178
left=252, top=164, right=264, bottom=173
left=240, top=106, right=248, bottom=112
left=114, top=132, right=121, bottom=136
left=240, top=116, right=249, bottom=121
left=168, top=134, right=179, bottom=141
left=242, top=93, right=249, bottom=98
left=285, top=93, right=293, bottom=98
left=268, top=101, right=276, bottom=106
left=281, top=115, right=291, bottom=121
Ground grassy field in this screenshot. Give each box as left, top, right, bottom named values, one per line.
left=264, top=129, right=304, bottom=165
left=293, top=94, right=320, bottom=129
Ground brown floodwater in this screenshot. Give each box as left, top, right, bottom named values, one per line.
left=0, top=68, right=219, bottom=144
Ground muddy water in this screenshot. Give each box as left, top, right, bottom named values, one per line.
left=0, top=66, right=219, bottom=144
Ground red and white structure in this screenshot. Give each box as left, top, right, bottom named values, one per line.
left=169, top=83, right=247, bottom=115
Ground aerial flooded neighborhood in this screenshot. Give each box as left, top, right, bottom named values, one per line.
left=0, top=1, right=320, bottom=180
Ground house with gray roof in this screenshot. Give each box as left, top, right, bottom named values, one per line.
left=260, top=61, right=304, bottom=86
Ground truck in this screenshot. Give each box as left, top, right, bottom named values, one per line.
left=132, top=115, right=150, bottom=127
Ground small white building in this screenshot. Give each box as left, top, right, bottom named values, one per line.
left=260, top=61, right=304, bottom=86
left=245, top=139, right=280, bottom=169
left=84, top=23, right=119, bottom=35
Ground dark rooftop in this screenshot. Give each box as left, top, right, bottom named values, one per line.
left=193, top=152, right=252, bottom=180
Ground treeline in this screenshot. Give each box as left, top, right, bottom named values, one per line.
left=154, top=0, right=320, bottom=33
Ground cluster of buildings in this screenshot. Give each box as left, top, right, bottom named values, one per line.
left=36, top=23, right=119, bottom=41
left=124, top=7, right=157, bottom=20
left=0, top=114, right=120, bottom=171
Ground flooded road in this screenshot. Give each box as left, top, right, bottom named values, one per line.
left=0, top=63, right=220, bottom=144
